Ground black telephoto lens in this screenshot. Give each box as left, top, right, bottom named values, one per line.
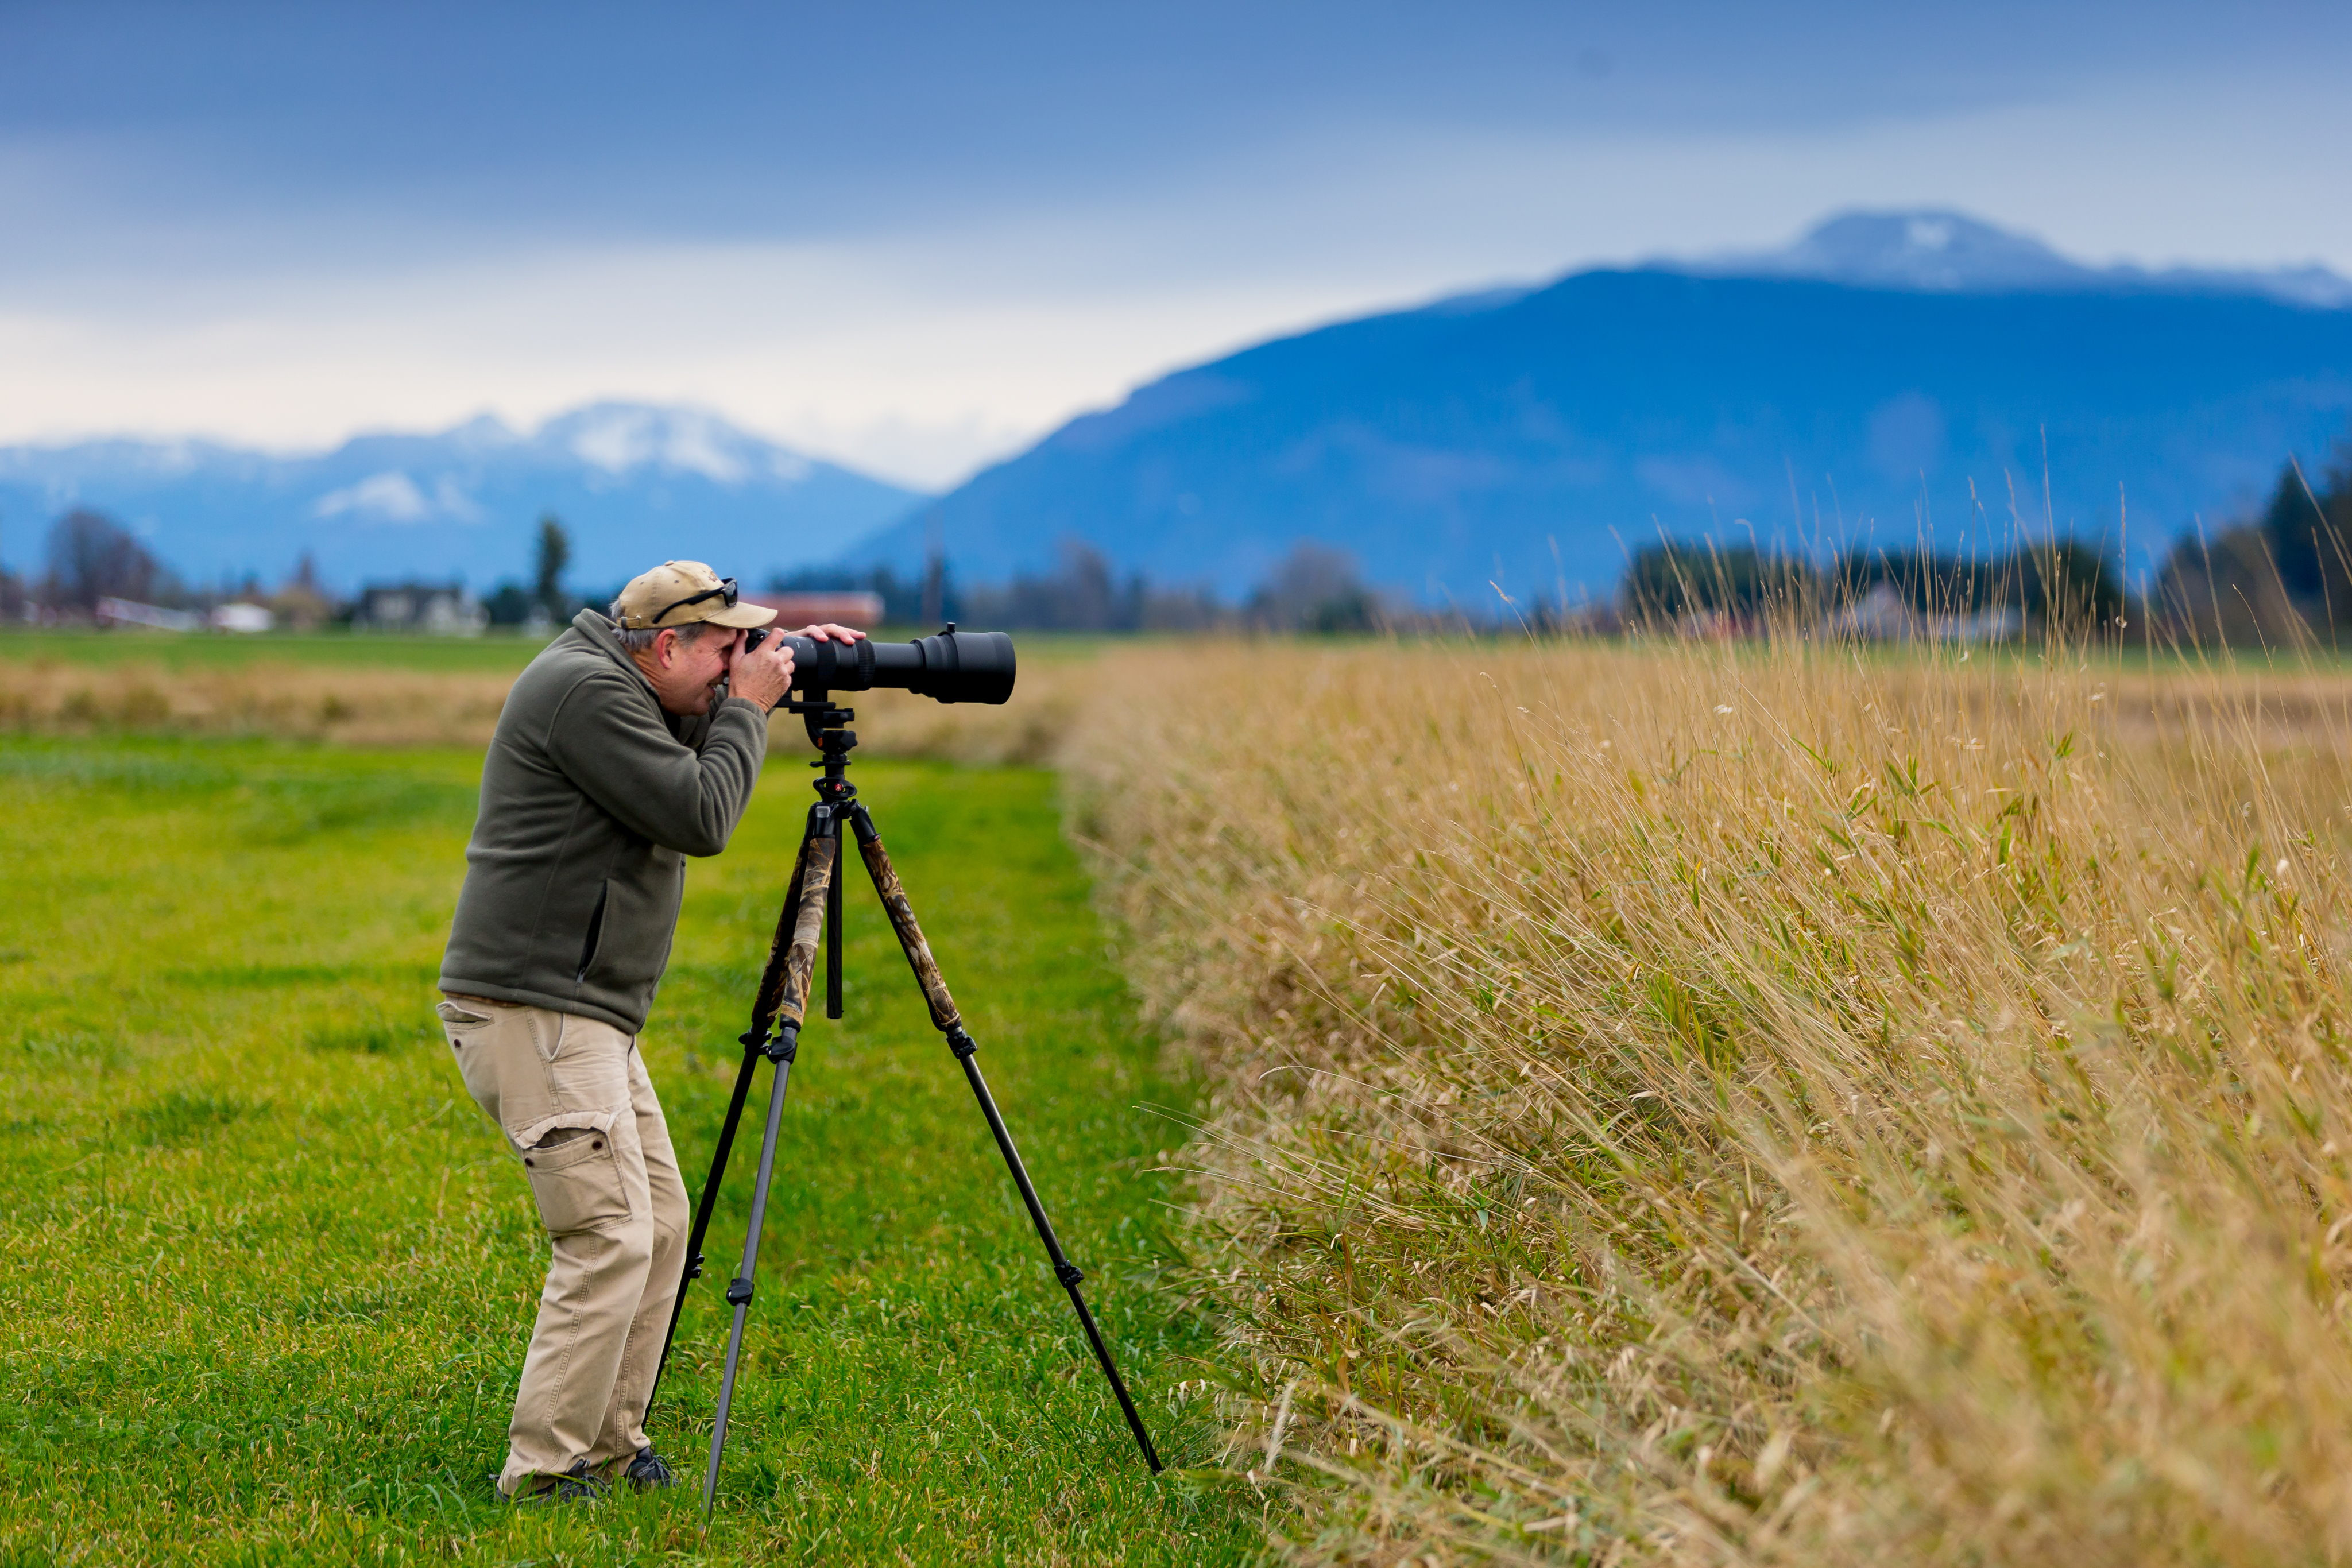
left=749, top=625, right=1015, bottom=705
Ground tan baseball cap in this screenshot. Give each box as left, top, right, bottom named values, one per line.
left=612, top=561, right=777, bottom=630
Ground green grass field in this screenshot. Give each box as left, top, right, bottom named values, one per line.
left=0, top=735, right=1263, bottom=1564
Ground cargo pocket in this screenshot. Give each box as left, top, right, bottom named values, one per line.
left=436, top=999, right=494, bottom=1039
left=516, top=1110, right=630, bottom=1235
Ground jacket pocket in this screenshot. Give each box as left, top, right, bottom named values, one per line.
left=518, top=1110, right=630, bottom=1234
left=575, top=881, right=610, bottom=981
left=575, top=854, right=684, bottom=1002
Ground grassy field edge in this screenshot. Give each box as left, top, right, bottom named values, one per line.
left=0, top=734, right=1269, bottom=1565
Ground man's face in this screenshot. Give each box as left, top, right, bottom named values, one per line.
left=640, top=625, right=743, bottom=715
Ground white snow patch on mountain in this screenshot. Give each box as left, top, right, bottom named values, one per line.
left=312, top=471, right=482, bottom=524
left=1672, top=209, right=2352, bottom=307
left=551, top=404, right=813, bottom=486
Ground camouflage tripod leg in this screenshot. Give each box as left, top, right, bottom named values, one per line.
left=699, top=810, right=840, bottom=1515
left=647, top=818, right=815, bottom=1422
left=845, top=799, right=1164, bottom=1473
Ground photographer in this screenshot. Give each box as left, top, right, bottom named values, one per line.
left=435, top=560, right=863, bottom=1504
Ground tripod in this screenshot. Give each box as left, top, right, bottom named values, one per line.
left=646, top=696, right=1164, bottom=1513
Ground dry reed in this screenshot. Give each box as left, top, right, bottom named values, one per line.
left=1065, top=636, right=2352, bottom=1566
left=0, top=657, right=516, bottom=746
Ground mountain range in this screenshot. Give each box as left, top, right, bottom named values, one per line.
left=850, top=211, right=2352, bottom=602
left=0, top=404, right=921, bottom=594
left=9, top=211, right=2352, bottom=606
left=1684, top=210, right=2352, bottom=308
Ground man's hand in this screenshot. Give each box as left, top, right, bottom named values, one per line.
left=794, top=623, right=868, bottom=644
left=728, top=630, right=797, bottom=713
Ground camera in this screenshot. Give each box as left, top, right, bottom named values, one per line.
left=745, top=623, right=1015, bottom=705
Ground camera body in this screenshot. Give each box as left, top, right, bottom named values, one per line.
left=746, top=624, right=1015, bottom=705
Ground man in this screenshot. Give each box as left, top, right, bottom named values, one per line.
left=435, top=560, right=864, bottom=1503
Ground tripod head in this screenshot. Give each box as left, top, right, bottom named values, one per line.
left=786, top=695, right=856, bottom=751
left=782, top=694, right=858, bottom=804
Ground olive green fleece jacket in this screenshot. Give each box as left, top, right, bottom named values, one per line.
left=439, top=609, right=769, bottom=1032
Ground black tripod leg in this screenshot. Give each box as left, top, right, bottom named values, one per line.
left=846, top=803, right=1165, bottom=1473
left=825, top=834, right=844, bottom=1020
left=702, top=1025, right=799, bottom=1515
left=646, top=822, right=816, bottom=1419
left=958, top=1044, right=1165, bottom=1474
left=645, top=1033, right=758, bottom=1421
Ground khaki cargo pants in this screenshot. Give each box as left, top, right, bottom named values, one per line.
left=436, top=995, right=691, bottom=1496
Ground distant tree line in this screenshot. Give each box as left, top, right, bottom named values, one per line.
left=33, top=461, right=2352, bottom=649
left=775, top=539, right=1383, bottom=634
left=1, top=506, right=1399, bottom=638
left=1241, top=543, right=1382, bottom=633
left=2148, top=452, right=2352, bottom=645
left=1617, top=536, right=2125, bottom=631
left=765, top=562, right=949, bottom=625
left=6, top=507, right=366, bottom=629
left=961, top=541, right=1226, bottom=632
left=37, top=508, right=185, bottom=611
left=1607, top=446, right=2352, bottom=646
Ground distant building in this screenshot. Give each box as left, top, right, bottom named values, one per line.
left=742, top=591, right=885, bottom=629
left=354, top=582, right=488, bottom=635
left=95, top=597, right=200, bottom=632
left=1825, top=584, right=2023, bottom=643
left=211, top=602, right=274, bottom=633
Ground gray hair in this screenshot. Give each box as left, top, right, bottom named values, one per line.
left=609, top=610, right=718, bottom=655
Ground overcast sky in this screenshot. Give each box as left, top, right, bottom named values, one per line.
left=5, top=0, right=2351, bottom=488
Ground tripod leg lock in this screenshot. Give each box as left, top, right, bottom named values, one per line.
left=686, top=1251, right=705, bottom=1281
left=1055, top=1260, right=1086, bottom=1288
left=947, top=1027, right=979, bottom=1060
left=763, top=1026, right=800, bottom=1064
left=725, top=1276, right=755, bottom=1306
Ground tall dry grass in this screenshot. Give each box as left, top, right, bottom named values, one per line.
left=1065, top=637, right=2352, bottom=1565
left=0, top=657, right=518, bottom=746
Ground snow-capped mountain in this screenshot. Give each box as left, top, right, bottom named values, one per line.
left=1671, top=210, right=2352, bottom=308
left=848, top=210, right=2352, bottom=599
left=0, top=403, right=926, bottom=592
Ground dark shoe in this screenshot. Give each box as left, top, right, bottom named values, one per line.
left=510, top=1458, right=608, bottom=1506
left=624, top=1446, right=678, bottom=1490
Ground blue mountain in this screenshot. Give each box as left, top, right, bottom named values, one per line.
left=849, top=211, right=2352, bottom=602
left=0, top=404, right=924, bottom=593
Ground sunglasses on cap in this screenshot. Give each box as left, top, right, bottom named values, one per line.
left=649, top=576, right=738, bottom=625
